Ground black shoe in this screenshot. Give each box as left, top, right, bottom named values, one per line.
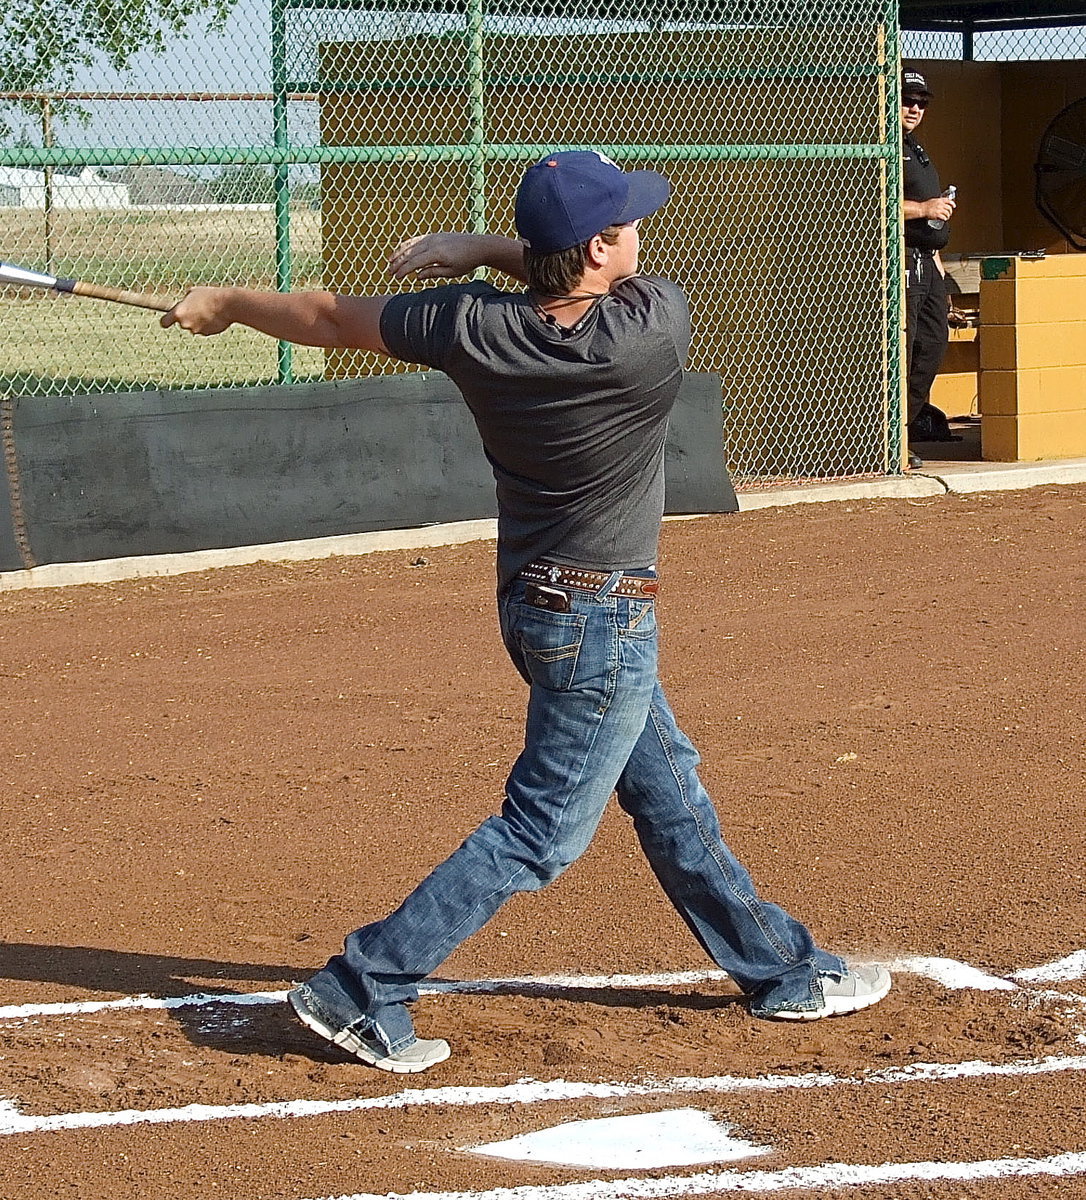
left=907, top=451, right=923, bottom=470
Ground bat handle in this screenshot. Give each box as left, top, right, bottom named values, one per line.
left=62, top=278, right=175, bottom=313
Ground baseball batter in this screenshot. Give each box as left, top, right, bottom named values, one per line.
left=163, top=151, right=892, bottom=1073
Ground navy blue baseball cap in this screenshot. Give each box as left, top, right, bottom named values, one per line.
left=515, top=151, right=670, bottom=253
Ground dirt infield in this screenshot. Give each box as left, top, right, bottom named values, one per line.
left=1, top=485, right=1085, bottom=1199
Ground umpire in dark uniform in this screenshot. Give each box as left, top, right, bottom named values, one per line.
left=901, top=69, right=956, bottom=469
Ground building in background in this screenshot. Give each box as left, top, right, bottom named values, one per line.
left=0, top=166, right=129, bottom=208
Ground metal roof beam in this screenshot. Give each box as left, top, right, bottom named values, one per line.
left=901, top=0, right=1086, bottom=29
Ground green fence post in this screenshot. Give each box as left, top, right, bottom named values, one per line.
left=467, top=0, right=487, bottom=256
left=41, top=96, right=54, bottom=275
left=272, top=0, right=293, bottom=384
left=884, top=2, right=904, bottom=475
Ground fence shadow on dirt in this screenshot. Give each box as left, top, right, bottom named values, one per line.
left=428, top=979, right=746, bottom=1013
left=0, top=941, right=354, bottom=1064
left=424, top=974, right=744, bottom=1012
left=0, top=941, right=296, bottom=1000
left=0, top=944, right=748, bottom=1066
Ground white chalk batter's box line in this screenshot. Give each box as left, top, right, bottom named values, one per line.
left=5, top=949, right=1086, bottom=1023
left=1, top=952, right=1085, bottom=1196
left=0, top=951, right=1083, bottom=1140
left=309, top=1150, right=1086, bottom=1200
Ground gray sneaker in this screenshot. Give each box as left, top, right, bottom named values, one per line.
left=762, top=964, right=892, bottom=1021
left=288, top=985, right=450, bottom=1074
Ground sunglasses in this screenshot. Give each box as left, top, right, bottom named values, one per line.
left=902, top=96, right=930, bottom=110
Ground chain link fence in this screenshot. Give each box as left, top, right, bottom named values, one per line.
left=1, top=0, right=901, bottom=486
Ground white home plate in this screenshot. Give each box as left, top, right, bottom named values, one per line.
left=466, top=1107, right=772, bottom=1169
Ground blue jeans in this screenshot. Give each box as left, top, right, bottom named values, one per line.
left=301, top=572, right=844, bottom=1051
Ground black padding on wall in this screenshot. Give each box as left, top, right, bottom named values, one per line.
left=664, top=372, right=737, bottom=514
left=2, top=371, right=735, bottom=570
left=0, top=452, right=20, bottom=573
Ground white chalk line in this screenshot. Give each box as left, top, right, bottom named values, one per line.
left=1014, top=948, right=1086, bottom=983
left=1, top=1052, right=1086, bottom=1138
left=311, top=1149, right=1086, bottom=1200
left=0, top=954, right=1031, bottom=1023
left=0, top=951, right=1082, bottom=1141
left=0, top=989, right=290, bottom=1022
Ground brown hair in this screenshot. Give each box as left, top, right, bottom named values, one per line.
left=524, top=225, right=623, bottom=296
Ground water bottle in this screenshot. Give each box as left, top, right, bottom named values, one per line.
left=927, top=185, right=956, bottom=230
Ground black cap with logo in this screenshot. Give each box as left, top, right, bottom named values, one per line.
left=902, top=69, right=934, bottom=99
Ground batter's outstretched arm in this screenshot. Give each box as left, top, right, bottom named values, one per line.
left=390, top=233, right=527, bottom=283
left=161, top=289, right=392, bottom=353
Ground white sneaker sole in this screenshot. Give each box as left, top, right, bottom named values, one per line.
left=768, top=971, right=892, bottom=1022
left=289, top=990, right=451, bottom=1073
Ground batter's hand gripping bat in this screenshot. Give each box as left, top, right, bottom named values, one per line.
left=0, top=260, right=173, bottom=313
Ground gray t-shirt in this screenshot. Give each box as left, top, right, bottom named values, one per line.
left=380, top=274, right=691, bottom=590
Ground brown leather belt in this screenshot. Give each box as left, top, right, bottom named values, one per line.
left=518, top=562, right=659, bottom=599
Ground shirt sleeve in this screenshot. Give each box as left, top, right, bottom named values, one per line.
left=620, top=275, right=692, bottom=363
left=379, top=281, right=498, bottom=370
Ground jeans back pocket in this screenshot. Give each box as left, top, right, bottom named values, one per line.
left=514, top=605, right=588, bottom=692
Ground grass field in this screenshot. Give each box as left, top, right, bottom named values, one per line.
left=0, top=206, right=324, bottom=289
left=0, top=207, right=330, bottom=395
left=0, top=298, right=326, bottom=394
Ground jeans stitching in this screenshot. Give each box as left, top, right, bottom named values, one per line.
left=623, top=600, right=655, bottom=634
left=599, top=606, right=621, bottom=716
left=517, top=609, right=587, bottom=690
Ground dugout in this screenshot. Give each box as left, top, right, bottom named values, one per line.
left=901, top=2, right=1086, bottom=459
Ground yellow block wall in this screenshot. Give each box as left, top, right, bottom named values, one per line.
left=979, top=255, right=1086, bottom=461
left=908, top=59, right=1086, bottom=255
left=930, top=328, right=978, bottom=418
left=1000, top=62, right=1086, bottom=254
left=903, top=62, right=1003, bottom=255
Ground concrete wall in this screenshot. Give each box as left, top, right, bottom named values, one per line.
left=0, top=373, right=736, bottom=574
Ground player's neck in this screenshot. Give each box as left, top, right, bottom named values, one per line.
left=531, top=290, right=607, bottom=328
left=530, top=266, right=622, bottom=328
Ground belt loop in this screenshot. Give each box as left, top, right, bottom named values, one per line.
left=594, top=570, right=624, bottom=600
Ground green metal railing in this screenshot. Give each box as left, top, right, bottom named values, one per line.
left=0, top=142, right=898, bottom=166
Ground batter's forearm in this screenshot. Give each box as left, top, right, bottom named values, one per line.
left=216, top=289, right=373, bottom=347
left=389, top=233, right=528, bottom=283
left=474, top=236, right=528, bottom=281
left=163, top=287, right=391, bottom=353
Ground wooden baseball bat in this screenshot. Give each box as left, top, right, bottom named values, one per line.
left=0, top=260, right=174, bottom=313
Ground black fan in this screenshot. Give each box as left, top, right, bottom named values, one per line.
left=1035, top=98, right=1086, bottom=250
